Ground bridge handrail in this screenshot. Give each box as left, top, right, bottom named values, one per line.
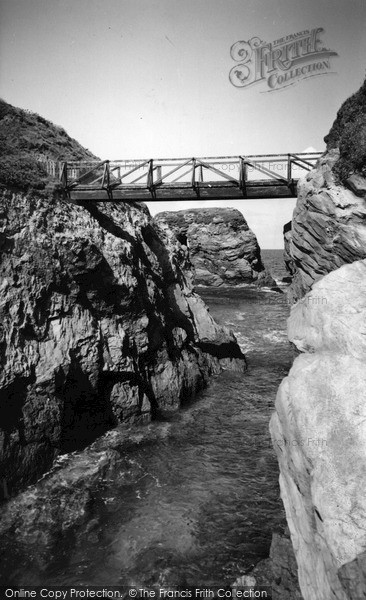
left=39, top=152, right=323, bottom=201
left=39, top=151, right=322, bottom=168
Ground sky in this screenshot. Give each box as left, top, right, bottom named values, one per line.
left=1, top=0, right=365, bottom=247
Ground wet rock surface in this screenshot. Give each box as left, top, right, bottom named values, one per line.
left=248, top=532, right=303, bottom=600
left=155, top=208, right=276, bottom=288
left=0, top=191, right=245, bottom=496
left=0, top=426, right=168, bottom=581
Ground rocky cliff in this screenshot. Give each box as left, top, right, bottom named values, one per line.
left=272, top=79, right=366, bottom=600
left=271, top=261, right=366, bottom=600
left=155, top=208, right=275, bottom=287
left=0, top=191, right=245, bottom=497
left=284, top=79, right=366, bottom=302
left=283, top=150, right=366, bottom=302
left=0, top=101, right=246, bottom=498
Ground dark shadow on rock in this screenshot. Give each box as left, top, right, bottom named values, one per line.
left=338, top=551, right=366, bottom=599
left=55, top=357, right=115, bottom=454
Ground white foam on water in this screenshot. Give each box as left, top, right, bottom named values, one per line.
left=233, top=331, right=256, bottom=352
left=262, top=330, right=288, bottom=344
left=235, top=312, right=246, bottom=321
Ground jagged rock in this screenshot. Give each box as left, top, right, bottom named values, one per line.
left=0, top=435, right=120, bottom=575
left=283, top=221, right=295, bottom=281
left=284, top=150, right=366, bottom=302
left=346, top=173, right=366, bottom=198
left=155, top=208, right=276, bottom=287
left=270, top=260, right=366, bottom=600
left=246, top=532, right=303, bottom=600
left=285, top=78, right=366, bottom=302
left=0, top=190, right=245, bottom=496
left=338, top=552, right=366, bottom=599
left=271, top=81, right=366, bottom=599
left=232, top=575, right=257, bottom=588
left=0, top=426, right=163, bottom=576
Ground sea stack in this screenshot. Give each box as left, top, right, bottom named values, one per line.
left=155, top=207, right=275, bottom=287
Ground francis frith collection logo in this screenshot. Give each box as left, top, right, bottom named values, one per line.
left=229, top=27, right=338, bottom=91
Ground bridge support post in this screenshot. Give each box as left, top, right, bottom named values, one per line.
left=102, top=160, right=114, bottom=200
left=148, top=159, right=156, bottom=199
left=60, top=162, right=70, bottom=199
left=239, top=157, right=247, bottom=197
left=287, top=154, right=292, bottom=183
left=287, top=154, right=296, bottom=196
left=191, top=158, right=200, bottom=198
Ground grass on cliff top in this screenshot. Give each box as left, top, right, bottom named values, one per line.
left=324, top=78, right=366, bottom=184
left=0, top=98, right=98, bottom=192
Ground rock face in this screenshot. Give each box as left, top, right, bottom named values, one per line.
left=0, top=426, right=164, bottom=578
left=272, top=81, right=366, bottom=599
left=283, top=221, right=295, bottom=282
left=248, top=532, right=303, bottom=599
left=155, top=208, right=275, bottom=287
left=0, top=190, right=245, bottom=496
left=270, top=260, right=366, bottom=600
left=285, top=78, right=366, bottom=302
left=284, top=150, right=366, bottom=302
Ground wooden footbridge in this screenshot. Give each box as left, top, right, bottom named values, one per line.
left=46, top=152, right=322, bottom=201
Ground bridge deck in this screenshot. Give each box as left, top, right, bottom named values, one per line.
left=45, top=152, right=322, bottom=201
left=69, top=180, right=300, bottom=201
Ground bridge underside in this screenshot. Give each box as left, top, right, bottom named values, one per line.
left=68, top=180, right=298, bottom=202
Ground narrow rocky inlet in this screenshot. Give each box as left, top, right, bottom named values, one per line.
left=0, top=280, right=291, bottom=590
left=1, top=74, right=366, bottom=600
left=0, top=190, right=245, bottom=496
left=0, top=106, right=287, bottom=592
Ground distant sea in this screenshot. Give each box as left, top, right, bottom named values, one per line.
left=261, top=248, right=288, bottom=284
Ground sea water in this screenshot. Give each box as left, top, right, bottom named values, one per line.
left=9, top=250, right=294, bottom=587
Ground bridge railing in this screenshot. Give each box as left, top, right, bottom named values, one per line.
left=42, top=152, right=322, bottom=198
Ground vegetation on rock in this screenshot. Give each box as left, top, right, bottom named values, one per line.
left=324, top=78, right=366, bottom=183
left=0, top=98, right=98, bottom=192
